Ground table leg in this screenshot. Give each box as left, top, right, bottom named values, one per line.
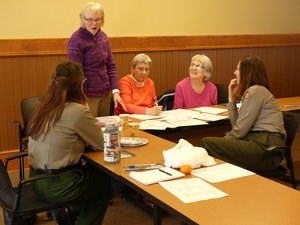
left=153, top=204, right=162, bottom=225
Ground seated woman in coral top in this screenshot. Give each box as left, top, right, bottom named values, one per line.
left=115, top=53, right=162, bottom=115
left=173, top=54, right=217, bottom=109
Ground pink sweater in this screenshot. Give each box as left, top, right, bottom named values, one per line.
left=173, top=78, right=217, bottom=109
left=115, top=75, right=157, bottom=115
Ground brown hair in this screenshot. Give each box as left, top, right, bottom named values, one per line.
left=28, top=61, right=86, bottom=139
left=238, top=56, right=270, bottom=95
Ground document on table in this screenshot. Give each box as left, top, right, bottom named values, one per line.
left=191, top=163, right=255, bottom=183
left=129, top=114, right=164, bottom=121
left=160, top=109, right=199, bottom=117
left=160, top=178, right=228, bottom=203
left=192, top=106, right=227, bottom=114
left=129, top=167, right=185, bottom=185
left=194, top=113, right=228, bottom=121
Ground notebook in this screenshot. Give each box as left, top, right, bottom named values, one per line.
left=129, top=167, right=185, bottom=185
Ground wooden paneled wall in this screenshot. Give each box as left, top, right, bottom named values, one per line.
left=1, top=34, right=300, bottom=152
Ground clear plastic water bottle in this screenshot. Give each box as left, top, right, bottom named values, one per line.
left=103, top=125, right=121, bottom=163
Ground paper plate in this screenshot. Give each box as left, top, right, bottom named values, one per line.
left=121, top=137, right=149, bottom=147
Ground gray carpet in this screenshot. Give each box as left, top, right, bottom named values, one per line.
left=0, top=170, right=181, bottom=225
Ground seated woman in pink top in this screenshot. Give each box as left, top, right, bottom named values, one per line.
left=115, top=53, right=162, bottom=115
left=173, top=54, right=217, bottom=109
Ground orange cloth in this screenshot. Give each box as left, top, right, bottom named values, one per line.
left=115, top=75, right=157, bottom=115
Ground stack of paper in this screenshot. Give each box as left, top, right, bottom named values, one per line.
left=192, top=106, right=227, bottom=114
left=129, top=167, right=185, bottom=185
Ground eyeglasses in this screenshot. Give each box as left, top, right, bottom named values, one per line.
left=136, top=67, right=150, bottom=74
left=190, top=63, right=205, bottom=70
left=84, top=17, right=102, bottom=24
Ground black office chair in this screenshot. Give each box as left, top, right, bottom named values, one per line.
left=157, top=89, right=175, bottom=111
left=0, top=153, right=73, bottom=225
left=13, top=96, right=41, bottom=180
left=258, top=110, right=300, bottom=189
left=214, top=83, right=228, bottom=104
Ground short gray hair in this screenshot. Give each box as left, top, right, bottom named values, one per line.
left=80, top=2, right=104, bottom=28
left=191, top=54, right=213, bottom=80
left=131, top=53, right=152, bottom=68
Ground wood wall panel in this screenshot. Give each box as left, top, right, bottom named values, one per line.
left=0, top=35, right=300, bottom=152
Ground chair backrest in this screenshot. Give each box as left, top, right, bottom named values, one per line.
left=20, top=96, right=41, bottom=131
left=283, top=110, right=300, bottom=146
left=215, top=83, right=228, bottom=104
left=0, top=159, right=18, bottom=214
left=157, top=89, right=175, bottom=111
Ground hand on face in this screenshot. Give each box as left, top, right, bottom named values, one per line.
left=228, top=77, right=240, bottom=102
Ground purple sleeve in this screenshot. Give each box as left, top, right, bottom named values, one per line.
left=106, top=42, right=119, bottom=90
left=67, top=35, right=83, bottom=63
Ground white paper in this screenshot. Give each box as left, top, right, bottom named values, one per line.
left=194, top=113, right=228, bottom=121
left=160, top=178, right=228, bottom=203
left=192, top=107, right=227, bottom=114
left=139, top=117, right=207, bottom=130
left=129, top=114, right=164, bottom=121
left=160, top=109, right=199, bottom=117
left=191, top=163, right=255, bottom=183
left=129, top=167, right=185, bottom=185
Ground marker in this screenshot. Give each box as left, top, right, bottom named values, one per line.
left=158, top=168, right=172, bottom=176
left=126, top=163, right=159, bottom=169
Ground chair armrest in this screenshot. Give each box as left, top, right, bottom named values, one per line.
left=21, top=173, right=56, bottom=185
left=265, top=146, right=289, bottom=151
left=4, top=152, right=28, bottom=167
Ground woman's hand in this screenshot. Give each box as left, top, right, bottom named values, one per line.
left=228, top=78, right=239, bottom=102
left=146, top=105, right=162, bottom=116
left=113, top=92, right=127, bottom=112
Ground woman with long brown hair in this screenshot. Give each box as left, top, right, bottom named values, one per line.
left=28, top=60, right=112, bottom=225
left=200, top=56, right=286, bottom=172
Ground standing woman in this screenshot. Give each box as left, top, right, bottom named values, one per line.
left=173, top=54, right=217, bottom=109
left=200, top=56, right=286, bottom=172
left=28, top=61, right=112, bottom=225
left=68, top=2, right=126, bottom=116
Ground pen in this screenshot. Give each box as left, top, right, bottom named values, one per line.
left=125, top=163, right=159, bottom=169
left=158, top=168, right=172, bottom=176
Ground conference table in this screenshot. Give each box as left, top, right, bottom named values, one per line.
left=84, top=128, right=300, bottom=225
left=145, top=96, right=300, bottom=145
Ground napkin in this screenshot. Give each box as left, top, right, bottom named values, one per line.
left=163, top=139, right=216, bottom=169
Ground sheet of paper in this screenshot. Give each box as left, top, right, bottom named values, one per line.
left=192, top=107, right=227, bottom=114
left=160, top=178, right=228, bottom=203
left=160, top=109, right=199, bottom=117
left=194, top=113, right=228, bottom=121
left=139, top=120, right=172, bottom=130
left=129, top=114, right=164, bottom=121
left=129, top=167, right=185, bottom=185
left=191, top=163, right=255, bottom=183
